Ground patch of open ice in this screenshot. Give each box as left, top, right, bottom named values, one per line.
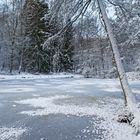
left=103, top=87, right=121, bottom=92
left=0, top=127, right=27, bottom=140
left=0, top=87, right=35, bottom=93
left=0, top=103, right=3, bottom=108
left=133, top=89, right=140, bottom=94
left=32, top=94, right=40, bottom=97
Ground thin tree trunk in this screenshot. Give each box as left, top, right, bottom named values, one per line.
left=10, top=48, right=14, bottom=74
left=18, top=50, right=23, bottom=74
left=97, top=0, right=136, bottom=110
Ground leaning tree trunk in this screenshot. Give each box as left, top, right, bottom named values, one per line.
left=97, top=0, right=136, bottom=107
left=97, top=0, right=140, bottom=134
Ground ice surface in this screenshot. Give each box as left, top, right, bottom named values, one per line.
left=0, top=73, right=140, bottom=140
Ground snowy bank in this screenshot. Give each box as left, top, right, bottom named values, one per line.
left=0, top=71, right=140, bottom=81
left=0, top=73, right=83, bottom=80
left=126, top=71, right=140, bottom=81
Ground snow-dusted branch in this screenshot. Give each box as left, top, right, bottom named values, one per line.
left=43, top=0, right=91, bottom=49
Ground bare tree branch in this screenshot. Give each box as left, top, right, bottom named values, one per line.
left=43, top=0, right=92, bottom=49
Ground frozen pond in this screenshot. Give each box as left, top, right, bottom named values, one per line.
left=0, top=77, right=140, bottom=140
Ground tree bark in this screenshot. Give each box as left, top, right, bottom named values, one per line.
left=18, top=50, right=23, bottom=74
left=10, top=48, right=14, bottom=74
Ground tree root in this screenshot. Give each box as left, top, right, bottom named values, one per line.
left=117, top=110, right=134, bottom=124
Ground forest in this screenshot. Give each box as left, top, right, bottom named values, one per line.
left=0, top=0, right=139, bottom=77
left=0, top=0, right=140, bottom=139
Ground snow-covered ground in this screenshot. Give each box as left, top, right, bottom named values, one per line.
left=0, top=73, right=140, bottom=140
left=126, top=71, right=140, bottom=80
left=0, top=73, right=83, bottom=80
left=0, top=127, right=27, bottom=140
left=0, top=71, right=140, bottom=80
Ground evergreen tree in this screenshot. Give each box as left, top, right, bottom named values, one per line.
left=61, top=19, right=74, bottom=72
left=46, top=14, right=62, bottom=73
left=23, top=0, right=49, bottom=73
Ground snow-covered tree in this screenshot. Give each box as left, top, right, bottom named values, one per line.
left=61, top=18, right=74, bottom=72
left=0, top=0, right=25, bottom=73
left=23, top=0, right=49, bottom=72
left=110, top=0, right=140, bottom=71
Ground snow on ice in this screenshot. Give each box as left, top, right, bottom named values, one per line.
left=0, top=127, right=27, bottom=140
left=0, top=73, right=140, bottom=139
left=15, top=95, right=140, bottom=140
